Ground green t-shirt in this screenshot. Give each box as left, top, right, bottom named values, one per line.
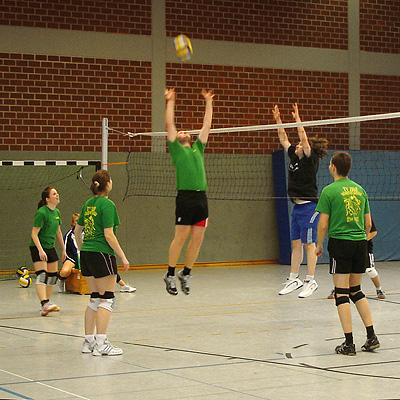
left=168, top=138, right=207, bottom=191
left=316, top=178, right=370, bottom=240
left=30, top=206, right=62, bottom=249
left=77, top=196, right=120, bottom=255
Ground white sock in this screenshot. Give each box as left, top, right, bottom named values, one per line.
left=289, top=272, right=298, bottom=280
left=95, top=334, right=107, bottom=347
left=306, top=275, right=314, bottom=282
left=376, top=286, right=382, bottom=291
left=85, top=334, right=95, bottom=344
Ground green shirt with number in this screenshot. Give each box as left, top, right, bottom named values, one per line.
left=77, top=196, right=119, bottom=255
left=168, top=138, right=207, bottom=191
left=316, top=178, right=370, bottom=241
left=30, top=206, right=62, bottom=248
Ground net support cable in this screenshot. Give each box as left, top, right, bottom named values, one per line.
left=125, top=111, right=400, bottom=137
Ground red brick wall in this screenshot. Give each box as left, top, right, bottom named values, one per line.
left=166, top=0, right=348, bottom=49
left=360, top=0, right=400, bottom=54
left=167, top=64, right=349, bottom=154
left=0, top=53, right=152, bottom=153
left=360, top=75, right=400, bottom=151
left=0, top=0, right=152, bottom=35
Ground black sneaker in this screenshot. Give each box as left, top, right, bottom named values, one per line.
left=163, top=273, right=178, bottom=295
left=335, top=341, right=356, bottom=356
left=361, top=335, right=380, bottom=352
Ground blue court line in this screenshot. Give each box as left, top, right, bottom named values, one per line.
left=0, top=386, right=33, bottom=399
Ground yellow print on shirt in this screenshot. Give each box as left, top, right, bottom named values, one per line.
left=84, top=206, right=97, bottom=239
left=343, top=192, right=361, bottom=223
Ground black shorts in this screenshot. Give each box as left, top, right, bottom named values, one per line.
left=80, top=251, right=117, bottom=278
left=30, top=246, right=59, bottom=263
left=175, top=190, right=208, bottom=226
left=328, top=238, right=368, bottom=274
left=64, top=254, right=77, bottom=264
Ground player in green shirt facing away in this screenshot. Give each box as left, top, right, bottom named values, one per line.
left=315, top=151, right=380, bottom=356
left=163, top=87, right=214, bottom=296
left=30, top=186, right=66, bottom=316
left=75, top=169, right=130, bottom=356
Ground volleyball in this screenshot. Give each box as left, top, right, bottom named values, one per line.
left=174, top=34, right=193, bottom=61
left=16, top=266, right=29, bottom=277
left=19, top=274, right=32, bottom=288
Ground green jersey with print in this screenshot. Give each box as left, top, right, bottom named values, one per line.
left=168, top=138, right=207, bottom=191
left=316, top=178, right=370, bottom=240
left=77, top=196, right=120, bottom=255
left=30, top=206, right=62, bottom=248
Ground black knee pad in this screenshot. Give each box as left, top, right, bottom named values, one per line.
left=350, top=285, right=365, bottom=303
left=116, top=273, right=121, bottom=284
left=90, top=292, right=100, bottom=299
left=35, top=270, right=47, bottom=285
left=47, top=272, right=58, bottom=286
left=334, top=287, right=350, bottom=307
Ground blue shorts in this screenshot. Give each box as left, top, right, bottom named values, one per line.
left=290, top=202, right=319, bottom=243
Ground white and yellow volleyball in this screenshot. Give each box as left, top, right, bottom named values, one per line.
left=174, top=34, right=193, bottom=62
left=19, top=274, right=32, bottom=288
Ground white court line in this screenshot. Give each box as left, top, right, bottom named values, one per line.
left=0, top=368, right=91, bottom=400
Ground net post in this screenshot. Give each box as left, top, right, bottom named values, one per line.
left=102, top=117, right=109, bottom=170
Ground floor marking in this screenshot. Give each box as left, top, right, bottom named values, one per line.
left=0, top=386, right=33, bottom=399
left=293, top=343, right=308, bottom=349
left=0, top=369, right=91, bottom=400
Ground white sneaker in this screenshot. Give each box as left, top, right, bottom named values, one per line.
left=177, top=270, right=191, bottom=295
left=40, top=303, right=59, bottom=316
left=279, top=277, right=303, bottom=295
left=298, top=279, right=318, bottom=298
left=120, top=284, right=136, bottom=293
left=82, top=339, right=95, bottom=353
left=92, top=341, right=123, bottom=356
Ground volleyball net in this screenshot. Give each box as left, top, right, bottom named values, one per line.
left=0, top=161, right=100, bottom=279
left=123, top=112, right=400, bottom=201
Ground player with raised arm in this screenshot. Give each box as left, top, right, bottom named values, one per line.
left=163, top=87, right=214, bottom=295
left=273, top=103, right=328, bottom=298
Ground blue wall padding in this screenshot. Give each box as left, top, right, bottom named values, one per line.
left=272, top=149, right=291, bottom=265
left=273, top=148, right=400, bottom=264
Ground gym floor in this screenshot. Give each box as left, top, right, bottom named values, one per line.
left=0, top=262, right=399, bottom=400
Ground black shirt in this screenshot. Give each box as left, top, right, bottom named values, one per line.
left=287, top=145, right=320, bottom=203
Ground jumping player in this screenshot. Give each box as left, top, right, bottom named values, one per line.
left=273, top=103, right=328, bottom=298
left=163, top=87, right=214, bottom=295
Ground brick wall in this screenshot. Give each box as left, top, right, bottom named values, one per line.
left=360, top=0, right=400, bottom=54
left=360, top=75, right=400, bottom=151
left=166, top=0, right=348, bottom=49
left=0, top=0, right=152, bottom=35
left=0, top=53, right=152, bottom=153
left=167, top=64, right=349, bottom=154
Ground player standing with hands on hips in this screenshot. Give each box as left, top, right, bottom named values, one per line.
left=315, top=151, right=380, bottom=355
left=273, top=103, right=328, bottom=298
left=163, top=87, right=214, bottom=295
left=75, top=169, right=130, bottom=356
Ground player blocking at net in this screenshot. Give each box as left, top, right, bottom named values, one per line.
left=273, top=103, right=328, bottom=298
left=163, top=87, right=214, bottom=295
